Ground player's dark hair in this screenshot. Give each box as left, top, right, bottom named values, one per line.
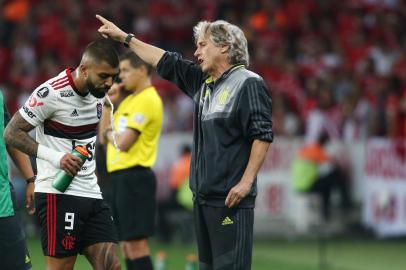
left=121, top=51, right=153, bottom=75
left=84, top=40, right=119, bottom=68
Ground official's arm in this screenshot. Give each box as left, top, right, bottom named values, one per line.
left=104, top=128, right=140, bottom=152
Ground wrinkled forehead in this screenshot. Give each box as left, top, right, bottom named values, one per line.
left=196, top=32, right=210, bottom=45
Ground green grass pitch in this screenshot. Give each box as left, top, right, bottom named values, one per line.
left=27, top=236, right=406, bottom=270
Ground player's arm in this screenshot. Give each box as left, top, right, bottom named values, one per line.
left=3, top=103, right=36, bottom=213
left=104, top=127, right=140, bottom=152
left=99, top=82, right=125, bottom=145
left=99, top=106, right=111, bottom=145
left=225, top=140, right=270, bottom=208
left=96, top=15, right=165, bottom=67
left=4, top=112, right=38, bottom=157
left=6, top=145, right=36, bottom=214
left=7, top=146, right=34, bottom=180
left=4, top=112, right=82, bottom=176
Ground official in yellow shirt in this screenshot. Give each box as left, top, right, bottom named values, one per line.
left=106, top=85, right=162, bottom=172
left=100, top=52, right=163, bottom=270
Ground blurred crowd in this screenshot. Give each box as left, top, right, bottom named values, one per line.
left=1, top=0, right=406, bottom=139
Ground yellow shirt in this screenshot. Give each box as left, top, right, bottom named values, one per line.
left=107, top=86, right=163, bottom=172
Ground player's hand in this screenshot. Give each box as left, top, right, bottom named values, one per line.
left=25, top=183, right=35, bottom=215
left=225, top=180, right=252, bottom=208
left=60, top=153, right=83, bottom=177
left=96, top=14, right=127, bottom=42
left=107, top=82, right=124, bottom=105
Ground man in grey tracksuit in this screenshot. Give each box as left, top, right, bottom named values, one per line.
left=97, top=16, right=273, bottom=270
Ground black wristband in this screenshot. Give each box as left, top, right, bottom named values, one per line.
left=26, top=175, right=36, bottom=184
left=124, top=34, right=135, bottom=48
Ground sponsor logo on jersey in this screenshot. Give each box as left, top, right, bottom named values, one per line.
left=28, top=94, right=44, bottom=107
left=36, top=87, right=49, bottom=98
left=22, top=106, right=36, bottom=118
left=96, top=103, right=102, bottom=119
left=70, top=109, right=79, bottom=117
left=60, top=90, right=74, bottom=98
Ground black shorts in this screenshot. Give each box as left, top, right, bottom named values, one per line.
left=110, top=166, right=156, bottom=240
left=0, top=214, right=32, bottom=270
left=194, top=204, right=254, bottom=270
left=35, top=192, right=118, bottom=257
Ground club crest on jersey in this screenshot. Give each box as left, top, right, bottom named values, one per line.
left=60, top=90, right=74, bottom=98
left=96, top=103, right=102, bottom=119
left=61, top=235, right=76, bottom=250
left=217, top=88, right=230, bottom=106
left=36, top=87, right=49, bottom=98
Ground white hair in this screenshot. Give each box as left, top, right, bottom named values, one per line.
left=193, top=20, right=249, bottom=67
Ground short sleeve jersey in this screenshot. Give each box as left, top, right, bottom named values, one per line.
left=19, top=69, right=104, bottom=199
left=106, top=86, right=163, bottom=172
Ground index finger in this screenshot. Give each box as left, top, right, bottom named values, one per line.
left=96, top=14, right=109, bottom=24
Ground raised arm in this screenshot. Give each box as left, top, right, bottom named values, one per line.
left=96, top=15, right=165, bottom=67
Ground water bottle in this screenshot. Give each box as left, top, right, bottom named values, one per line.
left=185, top=254, right=198, bottom=270
left=154, top=251, right=167, bottom=270
left=52, top=146, right=89, bottom=192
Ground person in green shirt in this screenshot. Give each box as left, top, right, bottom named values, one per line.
left=0, top=90, right=36, bottom=270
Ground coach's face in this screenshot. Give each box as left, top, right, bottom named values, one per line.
left=194, top=33, right=227, bottom=75
left=86, top=61, right=119, bottom=98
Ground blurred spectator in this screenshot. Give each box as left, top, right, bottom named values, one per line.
left=342, top=85, right=372, bottom=142
left=272, top=94, right=301, bottom=137
left=369, top=38, right=398, bottom=76
left=305, top=80, right=342, bottom=143
left=157, top=144, right=193, bottom=243
left=169, top=144, right=192, bottom=194
left=292, top=131, right=352, bottom=221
